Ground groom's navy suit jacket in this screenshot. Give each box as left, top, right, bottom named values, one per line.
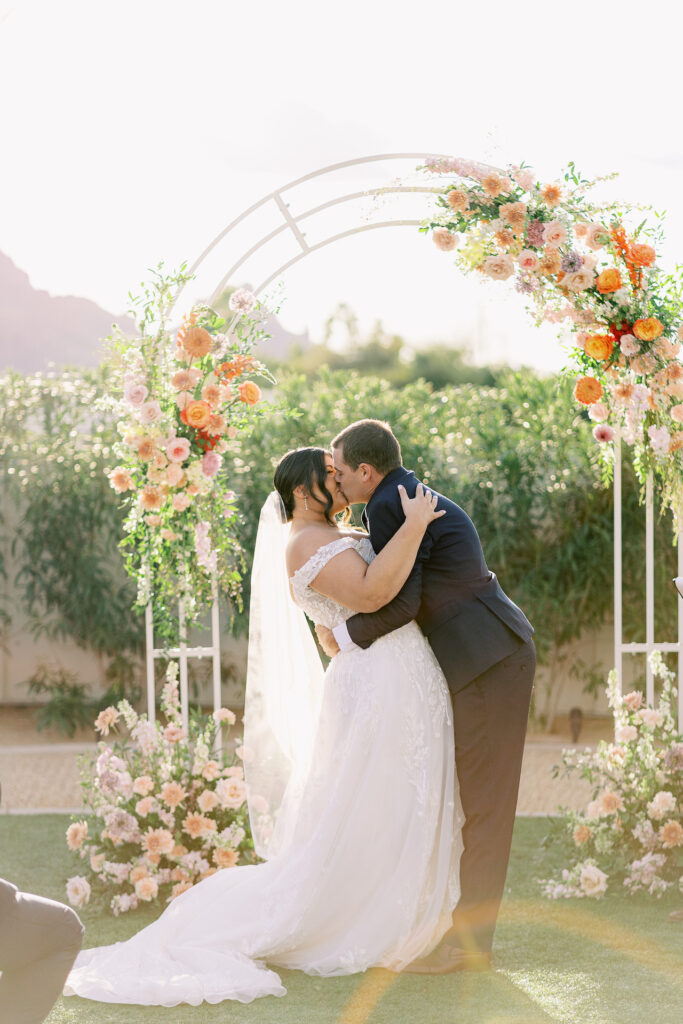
left=345, top=467, right=534, bottom=693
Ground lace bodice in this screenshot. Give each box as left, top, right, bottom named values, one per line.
left=289, top=535, right=375, bottom=628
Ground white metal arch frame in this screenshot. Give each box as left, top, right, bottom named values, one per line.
left=151, top=153, right=683, bottom=731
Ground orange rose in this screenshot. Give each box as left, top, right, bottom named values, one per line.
left=574, top=376, right=603, bottom=405
left=596, top=268, right=622, bottom=294
left=238, top=381, right=261, bottom=406
left=633, top=317, right=664, bottom=341
left=182, top=326, right=213, bottom=359
left=184, top=400, right=212, bottom=429
left=584, top=334, right=614, bottom=361
left=629, top=243, right=656, bottom=268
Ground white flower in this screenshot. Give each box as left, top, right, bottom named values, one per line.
left=229, top=289, right=256, bottom=315
left=615, top=725, right=638, bottom=743
left=647, top=790, right=677, bottom=821
left=579, top=862, right=608, bottom=898
left=66, top=875, right=91, bottom=908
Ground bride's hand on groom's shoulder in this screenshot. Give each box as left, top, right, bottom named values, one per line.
left=315, top=624, right=340, bottom=658
left=399, top=483, right=445, bottom=529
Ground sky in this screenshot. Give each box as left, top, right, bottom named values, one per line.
left=1, top=0, right=682, bottom=372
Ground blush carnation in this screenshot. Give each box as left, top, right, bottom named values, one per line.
left=228, top=289, right=256, bottom=314
left=593, top=424, right=615, bottom=444
left=620, top=334, right=640, bottom=357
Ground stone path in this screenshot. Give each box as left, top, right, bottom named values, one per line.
left=0, top=737, right=594, bottom=816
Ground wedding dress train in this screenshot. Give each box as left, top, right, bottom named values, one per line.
left=65, top=537, right=463, bottom=1006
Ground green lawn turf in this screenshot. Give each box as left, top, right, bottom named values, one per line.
left=2, top=815, right=681, bottom=1024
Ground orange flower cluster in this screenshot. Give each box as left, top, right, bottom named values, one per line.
left=609, top=225, right=656, bottom=291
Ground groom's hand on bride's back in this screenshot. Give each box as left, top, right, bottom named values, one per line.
left=315, top=624, right=340, bottom=658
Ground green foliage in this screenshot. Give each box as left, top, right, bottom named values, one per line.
left=24, top=665, right=96, bottom=737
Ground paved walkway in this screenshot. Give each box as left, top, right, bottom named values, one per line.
left=0, top=737, right=594, bottom=816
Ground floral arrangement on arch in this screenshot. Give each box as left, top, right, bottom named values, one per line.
left=65, top=662, right=253, bottom=915
left=540, top=652, right=682, bottom=900
left=105, top=266, right=276, bottom=640
left=422, top=157, right=683, bottom=528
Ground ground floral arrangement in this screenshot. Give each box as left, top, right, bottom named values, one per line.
left=423, top=157, right=683, bottom=529
left=105, top=266, right=276, bottom=641
left=541, top=653, right=682, bottom=900
left=65, top=663, right=253, bottom=914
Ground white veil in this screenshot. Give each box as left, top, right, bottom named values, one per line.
left=243, top=491, right=325, bottom=859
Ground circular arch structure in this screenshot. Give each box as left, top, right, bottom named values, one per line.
left=172, top=152, right=500, bottom=312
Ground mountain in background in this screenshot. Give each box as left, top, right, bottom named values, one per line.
left=0, top=252, right=311, bottom=373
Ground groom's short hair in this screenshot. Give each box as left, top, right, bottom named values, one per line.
left=332, top=419, right=401, bottom=476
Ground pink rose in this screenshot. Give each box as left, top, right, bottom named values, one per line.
left=620, top=334, right=640, bottom=357
left=124, top=382, right=148, bottom=406
left=433, top=227, right=458, bottom=252
left=201, top=451, right=222, bottom=477
left=517, top=250, right=539, bottom=272
left=165, top=463, right=184, bottom=486
left=138, top=400, right=162, bottom=424
left=588, top=402, right=609, bottom=422
left=543, top=220, right=567, bottom=246
left=483, top=254, right=515, bottom=280
left=166, top=438, right=191, bottom=463
left=582, top=253, right=598, bottom=270
left=172, top=493, right=192, bottom=512
left=623, top=690, right=644, bottom=711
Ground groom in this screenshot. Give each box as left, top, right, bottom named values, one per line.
left=316, top=419, right=535, bottom=973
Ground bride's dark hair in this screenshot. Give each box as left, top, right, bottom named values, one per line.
left=274, top=447, right=336, bottom=524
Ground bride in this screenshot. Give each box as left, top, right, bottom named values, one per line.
left=65, top=446, right=463, bottom=1007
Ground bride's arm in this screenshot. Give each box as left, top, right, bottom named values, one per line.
left=294, top=485, right=444, bottom=613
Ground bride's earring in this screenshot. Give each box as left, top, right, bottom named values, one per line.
left=304, top=494, right=309, bottom=511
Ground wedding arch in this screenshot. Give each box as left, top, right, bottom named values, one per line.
left=151, top=153, right=683, bottom=727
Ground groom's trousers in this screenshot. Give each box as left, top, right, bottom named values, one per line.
left=0, top=878, right=84, bottom=1024
left=447, top=637, right=536, bottom=954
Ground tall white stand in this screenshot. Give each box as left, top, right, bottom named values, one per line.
left=613, top=433, right=683, bottom=727
left=144, top=569, right=223, bottom=750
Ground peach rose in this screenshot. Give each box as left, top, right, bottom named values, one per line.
left=653, top=337, right=681, bottom=360
left=165, top=463, right=184, bottom=486
left=238, top=381, right=262, bottom=405
left=623, top=690, right=644, bottom=711
left=225, top=765, right=244, bottom=779
left=129, top=865, right=149, bottom=885
left=671, top=405, right=683, bottom=424
left=163, top=723, right=187, bottom=743
left=182, top=326, right=213, bottom=359
left=174, top=367, right=201, bottom=389
left=108, top=467, right=134, bottom=493
left=66, top=821, right=88, bottom=851
left=172, top=493, right=192, bottom=512
left=669, top=434, right=683, bottom=453
left=483, top=254, right=514, bottom=280
left=213, top=848, right=239, bottom=869
left=135, top=796, right=156, bottom=817
left=629, top=243, right=656, bottom=268
left=135, top=876, right=158, bottom=901
left=575, top=223, right=588, bottom=238
left=596, top=268, right=622, bottom=294
left=171, top=881, right=193, bottom=900
left=585, top=222, right=609, bottom=250
left=633, top=317, right=664, bottom=341
left=197, top=789, right=220, bottom=813
left=201, top=760, right=221, bottom=781
left=542, top=220, right=567, bottom=247
left=494, top=228, right=515, bottom=249
left=184, top=400, right=212, bottom=429
left=574, top=376, right=604, bottom=405
left=562, top=268, right=595, bottom=292
left=432, top=227, right=458, bottom=251
left=446, top=188, right=469, bottom=211
left=584, top=334, right=614, bottom=361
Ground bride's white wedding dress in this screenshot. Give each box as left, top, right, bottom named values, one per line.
left=65, top=537, right=463, bottom=1007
